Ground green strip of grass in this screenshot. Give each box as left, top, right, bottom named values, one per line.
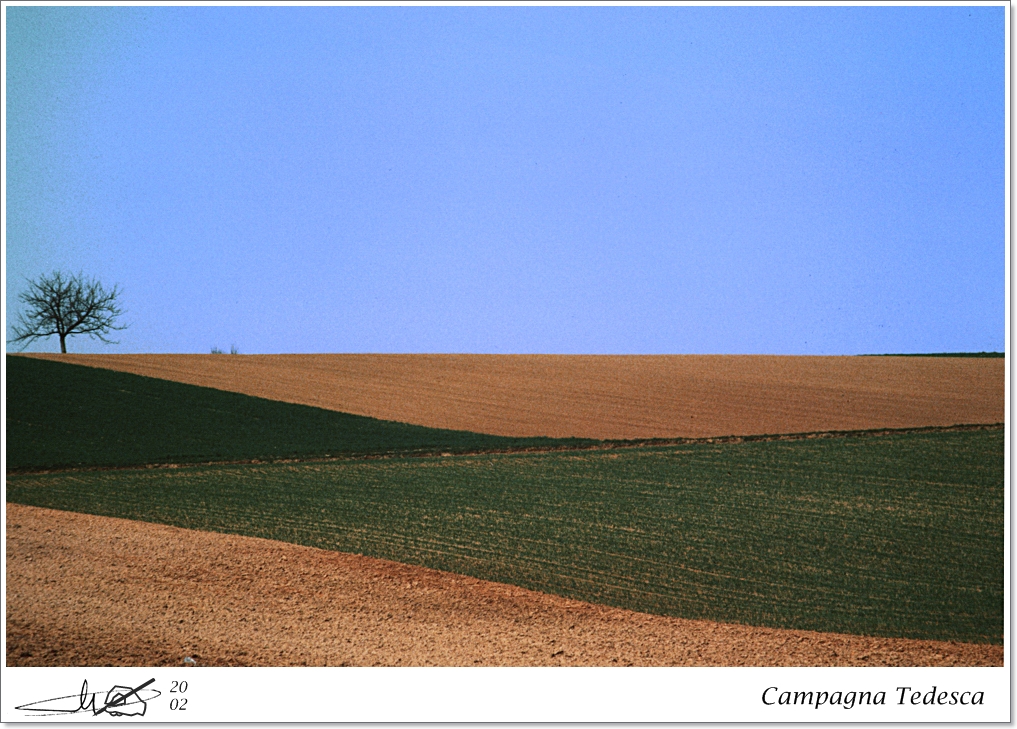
left=861, top=352, right=1004, bottom=357
left=7, top=430, right=1002, bottom=644
left=5, top=355, right=595, bottom=471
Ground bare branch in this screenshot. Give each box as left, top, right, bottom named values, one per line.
left=8, top=271, right=128, bottom=353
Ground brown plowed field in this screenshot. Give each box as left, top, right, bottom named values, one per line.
left=6, top=504, right=1002, bottom=667
left=25, top=354, right=1003, bottom=439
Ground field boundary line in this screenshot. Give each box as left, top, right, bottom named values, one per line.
left=5, top=422, right=1004, bottom=477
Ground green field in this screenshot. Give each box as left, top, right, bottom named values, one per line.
left=5, top=355, right=595, bottom=471
left=7, top=429, right=1003, bottom=643
left=864, top=352, right=1005, bottom=357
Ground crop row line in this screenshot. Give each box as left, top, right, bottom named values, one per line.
left=7, top=421, right=1004, bottom=477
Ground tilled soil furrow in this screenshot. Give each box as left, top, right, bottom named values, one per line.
left=23, top=354, right=1003, bottom=440
left=6, top=504, right=1001, bottom=667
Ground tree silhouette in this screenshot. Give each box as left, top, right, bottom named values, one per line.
left=9, top=271, right=128, bottom=354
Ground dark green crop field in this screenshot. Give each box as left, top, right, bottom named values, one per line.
left=7, top=429, right=1002, bottom=643
left=5, top=355, right=594, bottom=471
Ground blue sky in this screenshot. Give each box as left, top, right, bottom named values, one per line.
left=5, top=5, right=1006, bottom=354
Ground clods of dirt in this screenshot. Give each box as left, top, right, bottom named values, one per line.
left=6, top=504, right=1001, bottom=667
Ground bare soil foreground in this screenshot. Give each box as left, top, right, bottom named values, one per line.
left=7, top=504, right=1001, bottom=667
left=28, top=354, right=1003, bottom=439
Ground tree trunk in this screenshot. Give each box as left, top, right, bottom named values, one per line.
left=60, top=334, right=67, bottom=354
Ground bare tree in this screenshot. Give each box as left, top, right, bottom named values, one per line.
left=9, top=271, right=128, bottom=354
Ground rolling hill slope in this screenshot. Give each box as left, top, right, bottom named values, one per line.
left=25, top=353, right=1004, bottom=439
left=5, top=355, right=593, bottom=471
left=7, top=430, right=1003, bottom=644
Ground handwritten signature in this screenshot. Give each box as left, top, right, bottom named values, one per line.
left=16, top=679, right=160, bottom=717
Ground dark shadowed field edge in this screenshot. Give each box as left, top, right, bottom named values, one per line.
left=5, top=354, right=597, bottom=472
left=7, top=430, right=1003, bottom=644
left=6, top=353, right=1001, bottom=474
